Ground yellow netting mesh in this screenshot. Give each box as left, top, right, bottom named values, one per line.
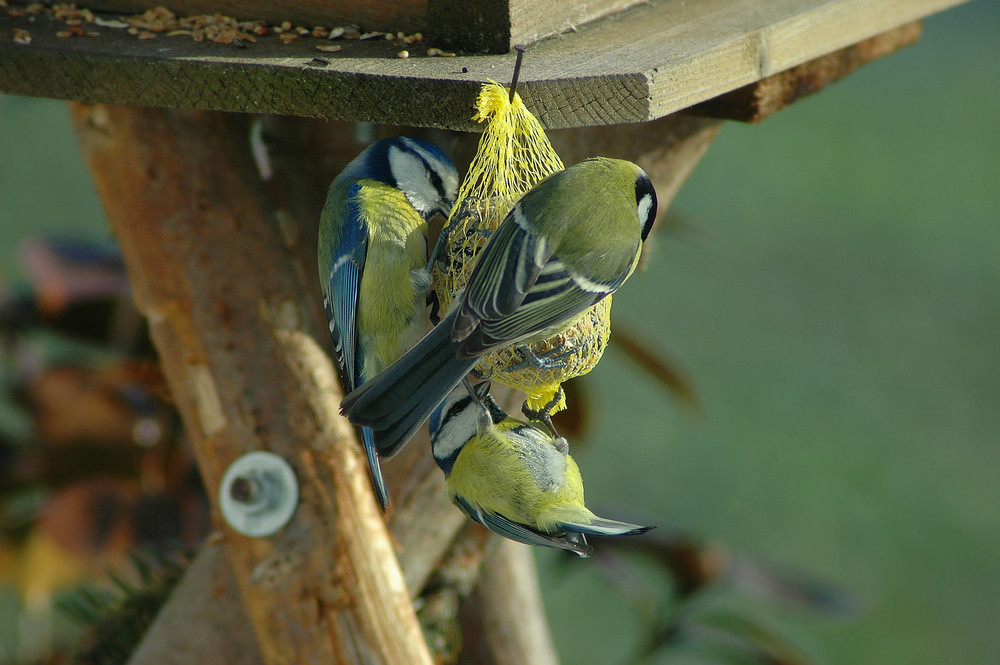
left=433, top=82, right=614, bottom=413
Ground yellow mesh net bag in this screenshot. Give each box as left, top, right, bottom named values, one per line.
left=433, top=82, right=614, bottom=414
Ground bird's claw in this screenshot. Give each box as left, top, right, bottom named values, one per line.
left=504, top=345, right=572, bottom=372
left=521, top=388, right=564, bottom=438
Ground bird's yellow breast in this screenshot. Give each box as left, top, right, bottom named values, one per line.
left=446, top=420, right=591, bottom=532
left=354, top=182, right=431, bottom=379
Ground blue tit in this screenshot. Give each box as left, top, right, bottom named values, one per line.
left=319, top=136, right=459, bottom=511
left=428, top=381, right=651, bottom=557
left=342, top=157, right=657, bottom=457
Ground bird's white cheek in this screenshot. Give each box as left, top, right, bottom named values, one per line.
left=432, top=409, right=480, bottom=460
left=637, top=193, right=653, bottom=225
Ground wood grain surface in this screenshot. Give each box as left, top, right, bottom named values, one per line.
left=1, top=0, right=968, bottom=129
left=71, top=103, right=434, bottom=665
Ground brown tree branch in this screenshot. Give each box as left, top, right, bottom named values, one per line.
left=459, top=540, right=561, bottom=665
left=128, top=541, right=264, bottom=665
left=71, top=104, right=432, bottom=665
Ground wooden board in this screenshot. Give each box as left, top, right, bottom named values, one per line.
left=0, top=0, right=970, bottom=130
left=76, top=0, right=640, bottom=47
left=83, top=0, right=427, bottom=33
left=691, top=22, right=923, bottom=123
left=428, top=0, right=645, bottom=53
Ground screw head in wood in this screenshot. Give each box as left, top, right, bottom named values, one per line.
left=219, top=451, right=299, bottom=537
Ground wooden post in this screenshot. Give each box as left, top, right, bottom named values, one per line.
left=71, top=104, right=433, bottom=665
left=128, top=542, right=264, bottom=665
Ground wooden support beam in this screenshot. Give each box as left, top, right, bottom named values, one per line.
left=70, top=103, right=434, bottom=665
left=459, top=540, right=560, bottom=665
left=1, top=0, right=968, bottom=130
left=691, top=21, right=923, bottom=123
left=128, top=542, right=264, bottom=665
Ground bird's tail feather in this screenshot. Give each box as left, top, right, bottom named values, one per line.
left=562, top=517, right=652, bottom=537
left=342, top=311, right=478, bottom=458
left=362, top=426, right=391, bottom=512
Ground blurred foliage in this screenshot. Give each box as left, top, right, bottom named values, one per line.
left=58, top=549, right=191, bottom=665
left=539, top=5, right=999, bottom=665
left=0, top=236, right=209, bottom=663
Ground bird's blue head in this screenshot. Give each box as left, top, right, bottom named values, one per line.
left=344, top=136, right=459, bottom=220
left=429, top=381, right=498, bottom=474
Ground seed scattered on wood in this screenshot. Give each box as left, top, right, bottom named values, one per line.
left=94, top=17, right=129, bottom=28
left=11, top=3, right=438, bottom=55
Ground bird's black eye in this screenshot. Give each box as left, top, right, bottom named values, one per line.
left=427, top=164, right=446, bottom=203
left=635, top=173, right=657, bottom=241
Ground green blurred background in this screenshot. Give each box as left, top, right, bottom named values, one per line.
left=538, top=3, right=1000, bottom=664
left=1, top=1, right=997, bottom=663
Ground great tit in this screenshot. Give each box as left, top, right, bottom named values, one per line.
left=429, top=382, right=651, bottom=556
left=319, top=136, right=458, bottom=511
left=342, top=157, right=657, bottom=458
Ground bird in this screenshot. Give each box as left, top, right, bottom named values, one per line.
left=341, top=157, right=657, bottom=458
left=428, top=381, right=651, bottom=556
left=318, top=136, right=459, bottom=511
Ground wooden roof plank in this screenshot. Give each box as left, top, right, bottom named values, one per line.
left=0, top=0, right=969, bottom=129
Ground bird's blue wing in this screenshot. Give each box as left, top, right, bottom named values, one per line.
left=459, top=217, right=546, bottom=326
left=326, top=185, right=393, bottom=511
left=454, top=207, right=610, bottom=356
left=459, top=257, right=603, bottom=357
left=453, top=496, right=592, bottom=557
left=326, top=183, right=368, bottom=391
